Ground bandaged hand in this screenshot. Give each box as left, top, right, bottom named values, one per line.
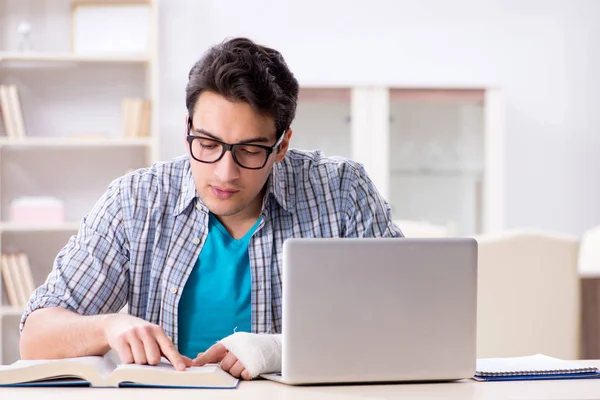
left=192, top=332, right=282, bottom=380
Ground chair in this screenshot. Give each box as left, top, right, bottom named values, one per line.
left=578, top=225, right=600, bottom=276
left=578, top=225, right=600, bottom=358
left=475, top=229, right=580, bottom=359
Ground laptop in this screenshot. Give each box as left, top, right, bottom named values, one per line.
left=262, top=237, right=477, bottom=385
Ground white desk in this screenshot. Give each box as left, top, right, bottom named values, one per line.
left=2, top=362, right=600, bottom=400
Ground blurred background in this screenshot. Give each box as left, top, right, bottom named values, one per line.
left=0, top=0, right=599, bottom=364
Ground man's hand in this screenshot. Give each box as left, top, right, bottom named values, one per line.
left=193, top=343, right=251, bottom=380
left=103, top=314, right=192, bottom=371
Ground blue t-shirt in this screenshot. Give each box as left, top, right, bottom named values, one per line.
left=177, top=214, right=260, bottom=358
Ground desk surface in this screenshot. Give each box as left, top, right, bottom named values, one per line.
left=2, top=361, right=600, bottom=400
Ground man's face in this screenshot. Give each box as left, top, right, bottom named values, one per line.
left=187, top=91, right=291, bottom=219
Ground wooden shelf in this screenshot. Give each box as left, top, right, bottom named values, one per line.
left=0, top=222, right=80, bottom=233
left=0, top=137, right=152, bottom=148
left=0, top=52, right=150, bottom=65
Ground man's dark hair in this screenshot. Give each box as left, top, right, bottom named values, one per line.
left=186, top=37, right=299, bottom=139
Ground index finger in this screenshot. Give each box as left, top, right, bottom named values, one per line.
left=155, top=331, right=190, bottom=371
left=193, top=343, right=228, bottom=366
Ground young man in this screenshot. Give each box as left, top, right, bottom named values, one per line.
left=19, top=37, right=403, bottom=380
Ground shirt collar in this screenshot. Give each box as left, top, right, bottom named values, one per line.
left=263, top=160, right=296, bottom=214
left=175, top=157, right=296, bottom=216
left=175, top=158, right=199, bottom=216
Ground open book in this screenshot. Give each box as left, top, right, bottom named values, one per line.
left=0, top=356, right=238, bottom=388
left=474, top=354, right=600, bottom=382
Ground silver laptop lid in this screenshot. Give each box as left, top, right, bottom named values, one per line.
left=280, top=237, right=477, bottom=384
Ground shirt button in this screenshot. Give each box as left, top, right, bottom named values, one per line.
left=196, top=202, right=202, bottom=210
left=192, top=237, right=200, bottom=245
left=170, top=286, right=178, bottom=294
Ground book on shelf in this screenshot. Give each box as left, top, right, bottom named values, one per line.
left=122, top=97, right=151, bottom=138
left=0, top=86, right=13, bottom=138
left=15, top=253, right=36, bottom=303
left=0, top=84, right=27, bottom=139
left=0, top=88, right=5, bottom=138
left=0, top=356, right=239, bottom=388
left=0, top=254, right=19, bottom=307
left=473, top=354, right=600, bottom=382
left=1, top=252, right=35, bottom=308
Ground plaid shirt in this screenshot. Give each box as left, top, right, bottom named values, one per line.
left=21, top=149, right=403, bottom=346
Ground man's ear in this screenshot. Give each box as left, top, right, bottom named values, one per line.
left=275, top=129, right=293, bottom=162
left=184, top=114, right=190, bottom=150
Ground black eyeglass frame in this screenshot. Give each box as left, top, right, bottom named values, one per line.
left=186, top=119, right=286, bottom=170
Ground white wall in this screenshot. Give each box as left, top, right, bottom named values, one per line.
left=158, top=0, right=600, bottom=236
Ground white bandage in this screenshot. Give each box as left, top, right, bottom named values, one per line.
left=219, top=332, right=282, bottom=378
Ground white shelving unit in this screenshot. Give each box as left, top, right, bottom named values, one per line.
left=291, top=88, right=352, bottom=159
left=0, top=0, right=159, bottom=364
left=292, top=87, right=505, bottom=237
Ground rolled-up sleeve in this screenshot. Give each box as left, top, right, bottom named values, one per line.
left=342, top=163, right=404, bottom=238
left=20, top=178, right=131, bottom=332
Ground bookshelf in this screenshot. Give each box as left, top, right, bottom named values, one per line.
left=0, top=0, right=159, bottom=364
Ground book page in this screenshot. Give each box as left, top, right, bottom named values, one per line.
left=10, top=356, right=113, bottom=369
left=115, top=360, right=218, bottom=374
left=476, top=354, right=598, bottom=376
left=109, top=360, right=236, bottom=388
left=0, top=356, right=117, bottom=386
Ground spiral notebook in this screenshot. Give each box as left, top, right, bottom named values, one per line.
left=473, top=354, right=600, bottom=382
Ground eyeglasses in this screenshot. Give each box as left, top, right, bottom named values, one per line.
left=186, top=119, right=285, bottom=170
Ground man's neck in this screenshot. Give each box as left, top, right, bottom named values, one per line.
left=215, top=188, right=265, bottom=240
